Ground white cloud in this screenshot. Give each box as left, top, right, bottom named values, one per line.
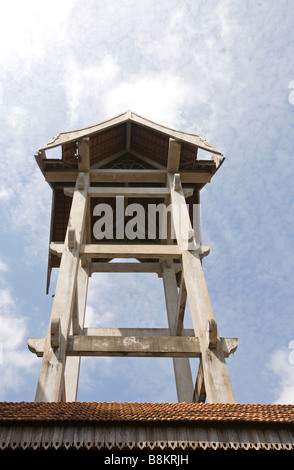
left=6, top=106, right=28, bottom=132
left=5, top=168, right=51, bottom=263
left=142, top=7, right=195, bottom=68
left=105, top=73, right=193, bottom=129
left=0, top=188, right=11, bottom=201
left=0, top=0, right=74, bottom=64
left=62, top=54, right=121, bottom=126
left=268, top=348, right=294, bottom=404
left=0, top=259, right=8, bottom=272
left=0, top=287, right=37, bottom=399
left=85, top=270, right=166, bottom=330
left=77, top=269, right=176, bottom=401
left=61, top=54, right=192, bottom=131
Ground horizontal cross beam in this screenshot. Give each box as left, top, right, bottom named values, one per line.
left=49, top=243, right=210, bottom=260
left=50, top=243, right=183, bottom=259
left=64, top=186, right=194, bottom=198
left=44, top=169, right=212, bottom=184
left=28, top=334, right=238, bottom=358
left=83, top=327, right=195, bottom=336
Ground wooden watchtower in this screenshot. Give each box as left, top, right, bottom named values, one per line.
left=28, top=111, right=237, bottom=403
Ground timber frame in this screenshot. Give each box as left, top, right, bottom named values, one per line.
left=29, top=111, right=237, bottom=403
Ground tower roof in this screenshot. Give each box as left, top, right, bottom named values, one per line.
left=36, top=110, right=224, bottom=183
left=40, top=110, right=222, bottom=154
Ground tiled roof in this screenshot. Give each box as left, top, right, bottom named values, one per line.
left=1, top=402, right=294, bottom=451
left=0, top=401, right=293, bottom=424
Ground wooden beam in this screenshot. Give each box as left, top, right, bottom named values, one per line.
left=167, top=173, right=197, bottom=251
left=193, top=361, right=206, bottom=403
left=126, top=119, right=131, bottom=152
left=90, top=169, right=211, bottom=184
left=162, top=261, right=194, bottom=402
left=83, top=327, right=195, bottom=337
left=90, top=169, right=166, bottom=183
left=168, top=172, right=236, bottom=403
left=81, top=244, right=182, bottom=259
left=66, top=336, right=199, bottom=357
left=35, top=172, right=90, bottom=402
left=50, top=243, right=209, bottom=262
left=28, top=335, right=238, bottom=358
left=181, top=250, right=236, bottom=403
left=71, top=262, right=89, bottom=336
left=50, top=242, right=183, bottom=259
left=44, top=169, right=212, bottom=184
left=64, top=186, right=193, bottom=198
left=174, top=273, right=187, bottom=336
left=45, top=171, right=78, bottom=183
left=29, top=336, right=201, bottom=358
left=64, top=260, right=89, bottom=401
left=180, top=171, right=211, bottom=184
left=167, top=138, right=181, bottom=173
left=78, top=138, right=90, bottom=172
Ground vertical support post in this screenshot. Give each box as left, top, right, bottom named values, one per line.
left=167, top=173, right=235, bottom=403
left=35, top=171, right=89, bottom=402
left=63, top=259, right=89, bottom=401
left=162, top=261, right=194, bottom=403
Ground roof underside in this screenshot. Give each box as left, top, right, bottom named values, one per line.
left=0, top=402, right=293, bottom=451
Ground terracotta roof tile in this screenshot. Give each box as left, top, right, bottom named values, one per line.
left=0, top=402, right=293, bottom=424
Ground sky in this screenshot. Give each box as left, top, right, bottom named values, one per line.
left=0, top=0, right=293, bottom=405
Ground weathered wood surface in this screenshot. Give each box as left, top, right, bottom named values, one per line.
left=45, top=169, right=212, bottom=184
left=167, top=172, right=236, bottom=403
left=35, top=171, right=90, bottom=402
left=28, top=335, right=238, bottom=358
left=64, top=186, right=193, bottom=198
